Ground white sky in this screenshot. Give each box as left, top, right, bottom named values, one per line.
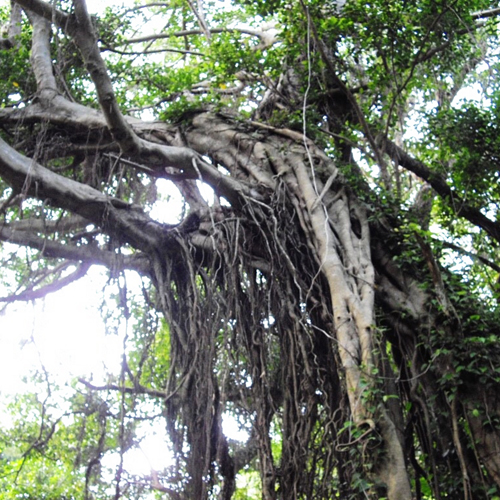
left=0, top=269, right=114, bottom=394
left=0, top=265, right=177, bottom=473
left=85, top=0, right=122, bottom=14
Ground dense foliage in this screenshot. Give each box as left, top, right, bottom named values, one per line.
left=0, top=0, right=500, bottom=498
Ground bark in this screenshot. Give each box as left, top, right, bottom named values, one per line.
left=178, top=113, right=412, bottom=498
left=463, top=387, right=500, bottom=487
left=0, top=1, right=22, bottom=49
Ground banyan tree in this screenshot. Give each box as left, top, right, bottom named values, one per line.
left=0, top=0, right=500, bottom=498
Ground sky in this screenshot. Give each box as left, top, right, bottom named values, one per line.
left=0, top=269, right=114, bottom=393
left=0, top=265, right=179, bottom=475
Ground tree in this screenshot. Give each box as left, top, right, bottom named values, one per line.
left=0, top=0, right=499, bottom=498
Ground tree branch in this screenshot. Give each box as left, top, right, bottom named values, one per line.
left=13, top=0, right=68, bottom=26
left=382, top=137, right=500, bottom=243
left=26, top=9, right=57, bottom=92
left=14, top=1, right=205, bottom=181
left=70, top=0, right=142, bottom=156
left=185, top=0, right=211, bottom=42
left=0, top=1, right=22, bottom=49
left=125, top=27, right=237, bottom=42
left=439, top=240, right=500, bottom=274
left=0, top=262, right=91, bottom=302
left=122, top=27, right=277, bottom=49
left=0, top=105, right=252, bottom=208
left=0, top=224, right=150, bottom=273
left=5, top=215, right=89, bottom=233
left=103, top=46, right=205, bottom=57
left=0, top=135, right=173, bottom=252
left=301, top=2, right=388, bottom=179
left=472, top=7, right=500, bottom=19
left=78, top=378, right=170, bottom=400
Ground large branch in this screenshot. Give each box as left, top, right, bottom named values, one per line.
left=10, top=3, right=252, bottom=207
left=0, top=224, right=150, bottom=274
left=0, top=134, right=238, bottom=271
left=0, top=98, right=109, bottom=131
left=383, top=138, right=500, bottom=243
left=123, top=27, right=277, bottom=50
left=69, top=0, right=142, bottom=155
left=27, top=9, right=57, bottom=92
left=0, top=1, right=22, bottom=50
left=4, top=215, right=89, bottom=234
left=0, top=136, right=176, bottom=253
left=13, top=0, right=68, bottom=27
left=14, top=3, right=201, bottom=170
left=0, top=104, right=251, bottom=207
left=65, top=0, right=232, bottom=187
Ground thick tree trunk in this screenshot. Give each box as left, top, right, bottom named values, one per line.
left=171, top=112, right=413, bottom=498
